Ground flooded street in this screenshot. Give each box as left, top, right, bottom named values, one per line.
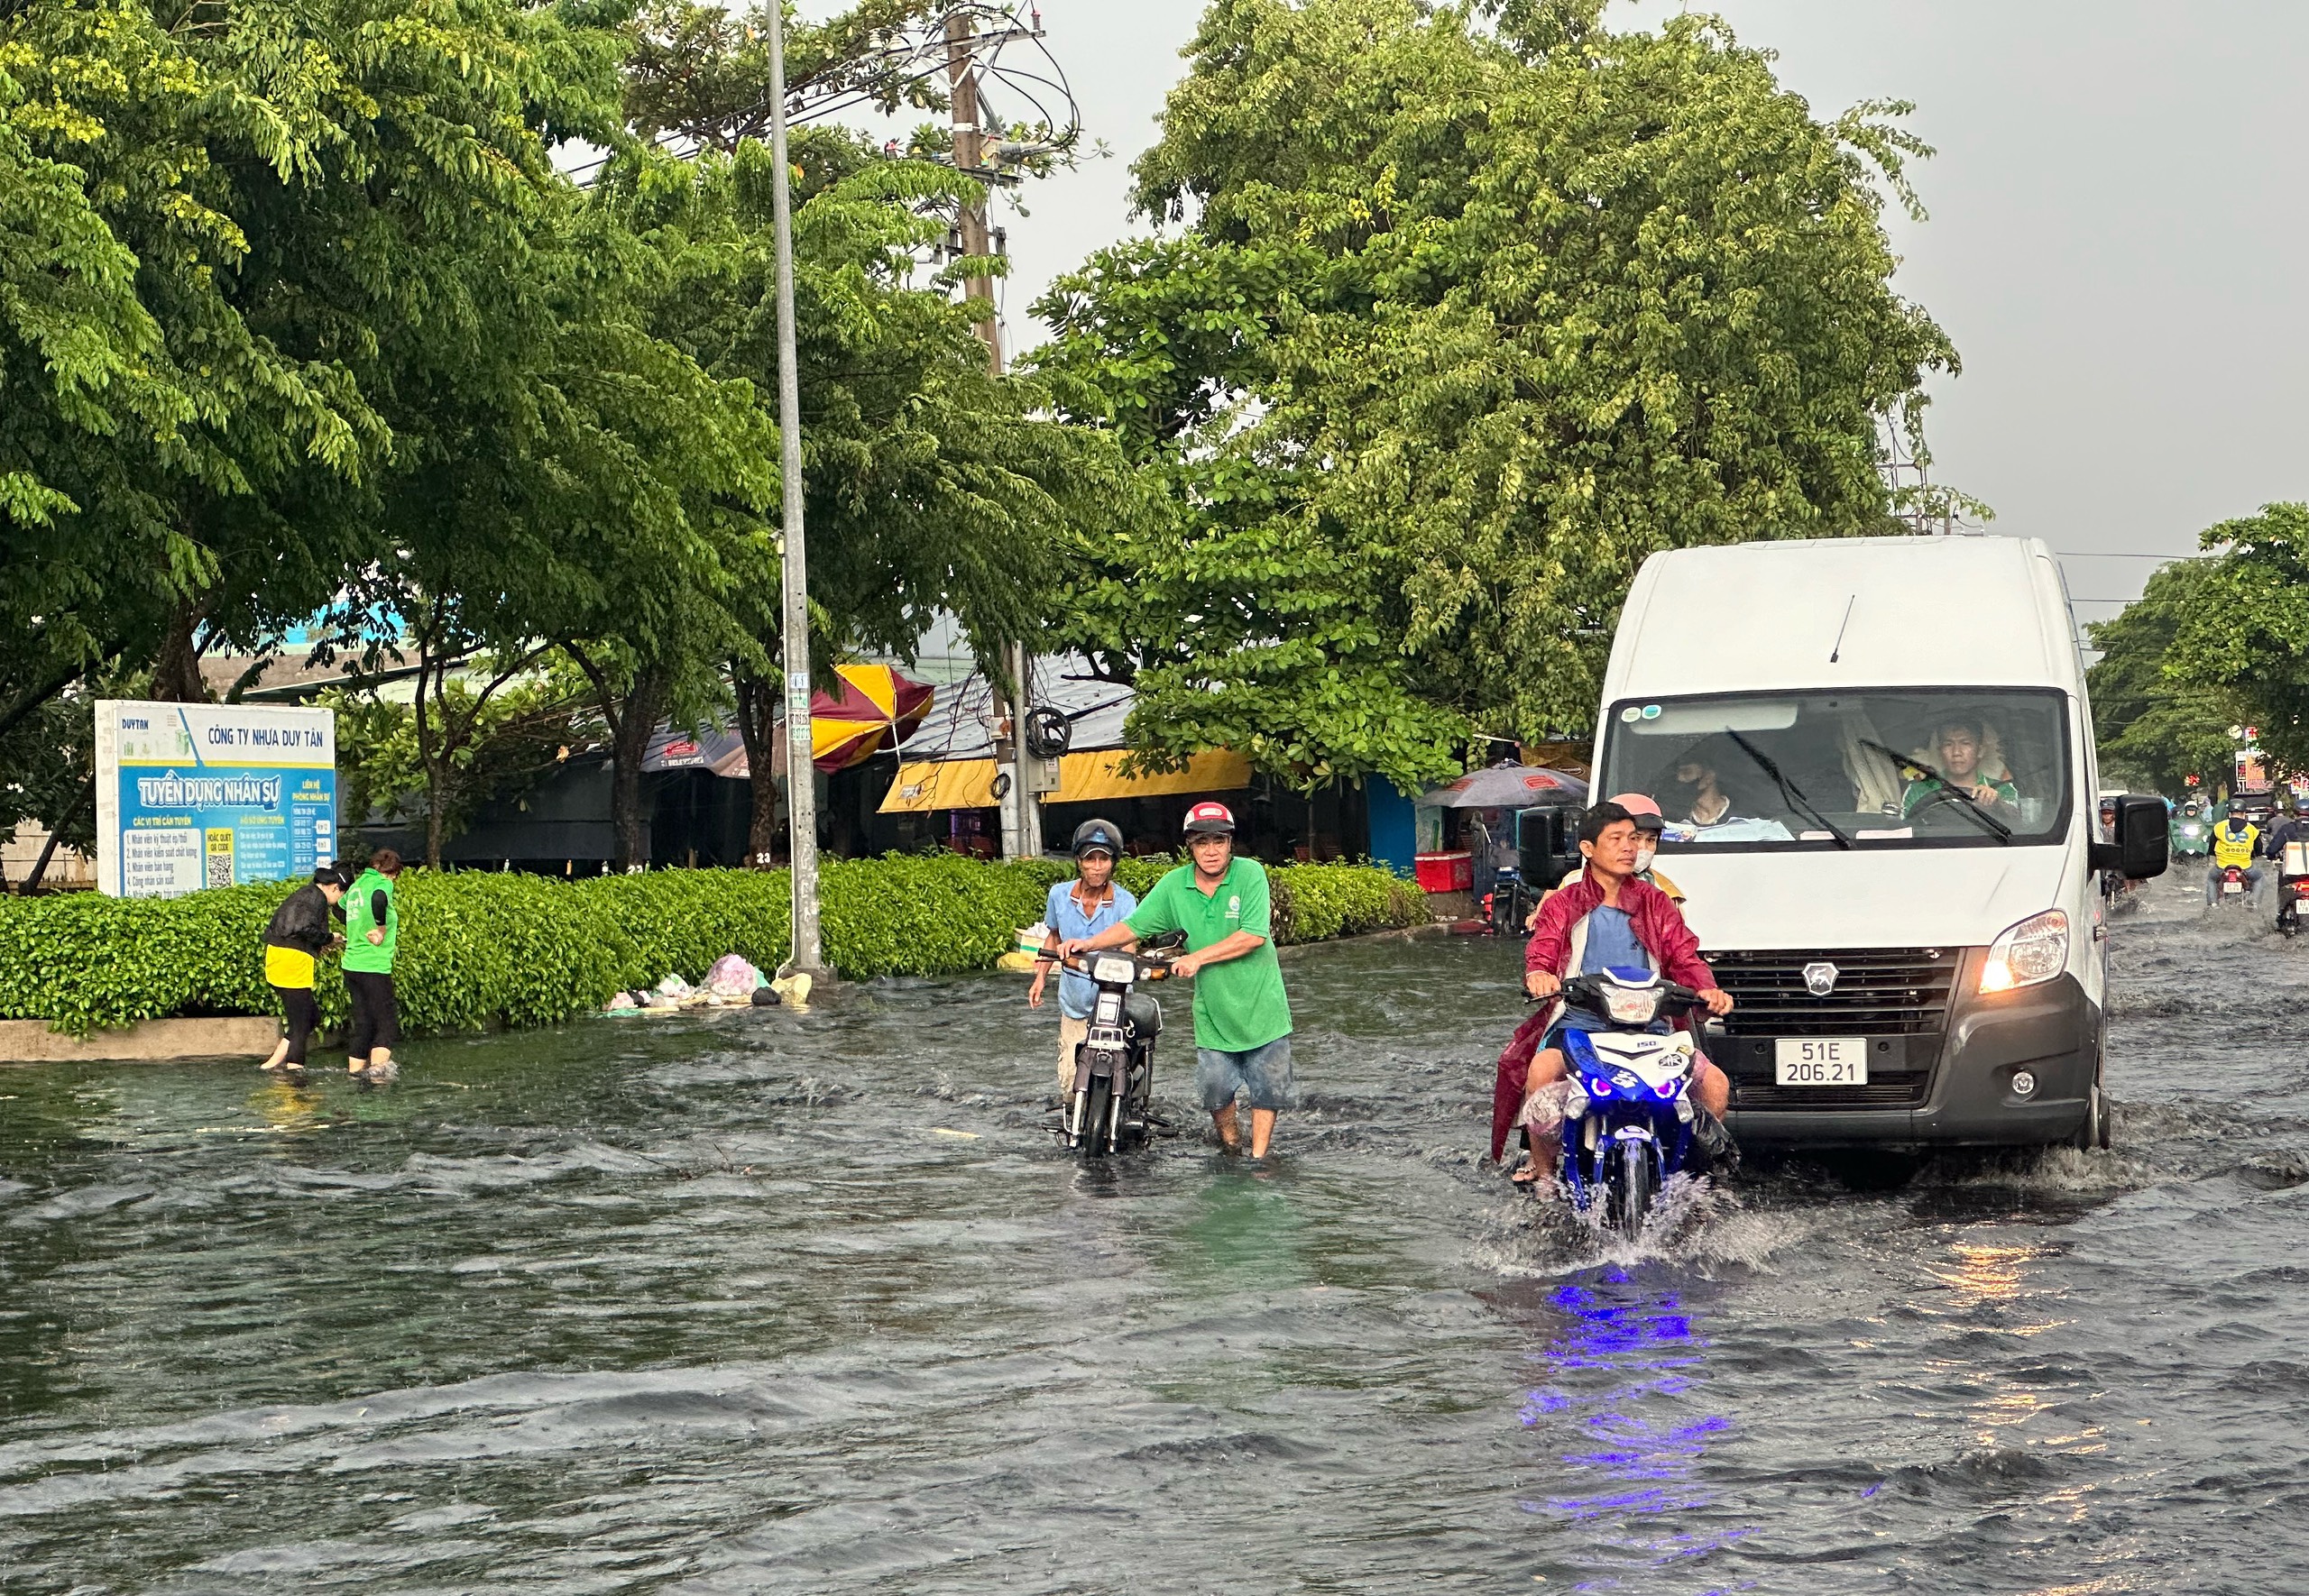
left=3, top=876, right=2306, bottom=1594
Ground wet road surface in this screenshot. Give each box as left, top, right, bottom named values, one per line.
left=1, top=872, right=2304, bottom=1592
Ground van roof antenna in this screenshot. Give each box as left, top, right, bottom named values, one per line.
left=1828, top=593, right=1857, bottom=664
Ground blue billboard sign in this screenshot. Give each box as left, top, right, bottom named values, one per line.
left=96, top=702, right=337, bottom=898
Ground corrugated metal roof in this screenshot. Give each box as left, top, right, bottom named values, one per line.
left=895, top=654, right=1138, bottom=763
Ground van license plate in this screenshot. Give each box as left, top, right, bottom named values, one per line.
left=1775, top=1039, right=1869, bottom=1086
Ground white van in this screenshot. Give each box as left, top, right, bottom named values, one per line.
left=1593, top=536, right=2167, bottom=1151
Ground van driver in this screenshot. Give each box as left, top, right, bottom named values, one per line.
left=1903, top=716, right=2018, bottom=817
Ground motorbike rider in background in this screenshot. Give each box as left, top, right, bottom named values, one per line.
left=2208, top=810, right=2265, bottom=905
left=2262, top=800, right=2309, bottom=931
left=2170, top=797, right=2210, bottom=862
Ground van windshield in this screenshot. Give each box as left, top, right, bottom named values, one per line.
left=1598, top=689, right=2073, bottom=850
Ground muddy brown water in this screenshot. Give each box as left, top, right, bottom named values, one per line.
left=1, top=873, right=2304, bottom=1592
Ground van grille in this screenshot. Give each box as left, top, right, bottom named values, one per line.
left=1730, top=1077, right=1932, bottom=1111
left=1705, top=947, right=1961, bottom=1037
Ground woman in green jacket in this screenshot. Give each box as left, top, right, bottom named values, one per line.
left=342, top=849, right=403, bottom=1081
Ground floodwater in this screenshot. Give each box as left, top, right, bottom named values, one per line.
left=1, top=874, right=2304, bottom=1594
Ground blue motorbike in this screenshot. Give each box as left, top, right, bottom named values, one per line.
left=1555, top=968, right=1712, bottom=1237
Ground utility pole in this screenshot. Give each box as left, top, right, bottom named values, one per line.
left=943, top=14, right=1002, bottom=365
left=768, top=0, right=824, bottom=974
left=946, top=13, right=1041, bottom=859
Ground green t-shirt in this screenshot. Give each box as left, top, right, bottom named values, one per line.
left=1127, top=857, right=1292, bottom=1053
left=1902, top=774, right=2019, bottom=818
left=342, top=868, right=398, bottom=974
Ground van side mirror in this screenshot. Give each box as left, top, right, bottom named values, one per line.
left=2089, top=794, right=2168, bottom=880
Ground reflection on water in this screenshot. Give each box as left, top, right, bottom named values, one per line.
left=1519, top=1268, right=1751, bottom=1591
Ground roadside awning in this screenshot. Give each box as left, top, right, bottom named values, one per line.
left=882, top=758, right=1002, bottom=812
left=879, top=748, right=1254, bottom=813
left=641, top=727, right=750, bottom=775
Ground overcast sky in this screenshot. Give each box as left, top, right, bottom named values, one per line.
left=817, top=1, right=2309, bottom=622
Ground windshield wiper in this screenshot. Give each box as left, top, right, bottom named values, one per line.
left=1859, top=738, right=2013, bottom=843
left=1725, top=729, right=1853, bottom=849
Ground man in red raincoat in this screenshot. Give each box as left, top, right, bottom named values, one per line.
left=1490, top=801, right=1736, bottom=1185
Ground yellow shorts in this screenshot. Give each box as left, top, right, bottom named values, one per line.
left=264, top=944, right=317, bottom=990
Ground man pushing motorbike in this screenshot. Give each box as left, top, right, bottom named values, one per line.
left=1490, top=801, right=1737, bottom=1188
left=1065, top=803, right=1294, bottom=1159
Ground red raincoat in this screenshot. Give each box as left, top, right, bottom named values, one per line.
left=1487, top=869, right=1718, bottom=1162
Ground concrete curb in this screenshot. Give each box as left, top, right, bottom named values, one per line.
left=0, top=1017, right=281, bottom=1064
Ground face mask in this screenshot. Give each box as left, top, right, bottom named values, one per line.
left=1634, top=845, right=1657, bottom=874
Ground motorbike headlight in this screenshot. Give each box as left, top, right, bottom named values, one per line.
left=1601, top=987, right=1661, bottom=1024
left=1091, top=955, right=1136, bottom=984
left=1980, top=909, right=2068, bottom=994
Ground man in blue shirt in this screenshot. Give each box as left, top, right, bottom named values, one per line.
left=1029, top=818, right=1138, bottom=1096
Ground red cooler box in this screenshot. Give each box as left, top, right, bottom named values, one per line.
left=1413, top=850, right=1474, bottom=893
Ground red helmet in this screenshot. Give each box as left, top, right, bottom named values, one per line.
left=1182, top=801, right=1236, bottom=837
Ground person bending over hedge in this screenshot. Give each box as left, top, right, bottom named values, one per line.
left=260, top=867, right=347, bottom=1084
left=343, top=849, right=403, bottom=1082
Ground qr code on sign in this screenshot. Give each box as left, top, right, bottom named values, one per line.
left=205, top=828, right=235, bottom=889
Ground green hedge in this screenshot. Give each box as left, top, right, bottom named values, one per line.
left=0, top=856, right=1423, bottom=1036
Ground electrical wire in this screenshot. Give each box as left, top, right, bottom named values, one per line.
left=567, top=3, right=1081, bottom=188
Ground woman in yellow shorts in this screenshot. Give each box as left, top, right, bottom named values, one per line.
left=260, top=867, right=346, bottom=1083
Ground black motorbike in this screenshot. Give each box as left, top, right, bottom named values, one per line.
left=1484, top=867, right=1539, bottom=938
left=1056, top=935, right=1179, bottom=1156
left=2277, top=839, right=2309, bottom=937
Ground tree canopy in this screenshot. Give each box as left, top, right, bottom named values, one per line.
left=1033, top=0, right=1964, bottom=790
left=2, top=0, right=1129, bottom=874
left=2084, top=557, right=2238, bottom=795
left=2151, top=503, right=2309, bottom=784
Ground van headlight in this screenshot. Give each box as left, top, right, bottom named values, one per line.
left=1979, top=910, right=2068, bottom=994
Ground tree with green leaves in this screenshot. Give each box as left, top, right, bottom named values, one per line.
left=2155, top=503, right=2309, bottom=784
left=5, top=0, right=788, bottom=877
left=2084, top=558, right=2238, bottom=796
left=324, top=665, right=593, bottom=870
left=0, top=0, right=392, bottom=726
left=593, top=118, right=1136, bottom=865
left=3, top=0, right=1128, bottom=880
left=0, top=683, right=99, bottom=894
left=622, top=0, right=960, bottom=152
left=1, top=0, right=691, bottom=726
left=1032, top=0, right=1965, bottom=792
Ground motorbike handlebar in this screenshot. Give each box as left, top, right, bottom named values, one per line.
left=1550, top=974, right=1710, bottom=1014
left=1059, top=949, right=1173, bottom=982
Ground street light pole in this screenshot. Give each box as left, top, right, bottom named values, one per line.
left=767, top=0, right=823, bottom=975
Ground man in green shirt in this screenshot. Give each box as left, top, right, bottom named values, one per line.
left=1901, top=715, right=2019, bottom=819
left=1065, top=803, right=1295, bottom=1158
left=341, top=848, right=403, bottom=1081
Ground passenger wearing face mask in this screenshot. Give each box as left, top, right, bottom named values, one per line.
left=1670, top=744, right=1736, bottom=829
left=1532, top=792, right=1684, bottom=926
